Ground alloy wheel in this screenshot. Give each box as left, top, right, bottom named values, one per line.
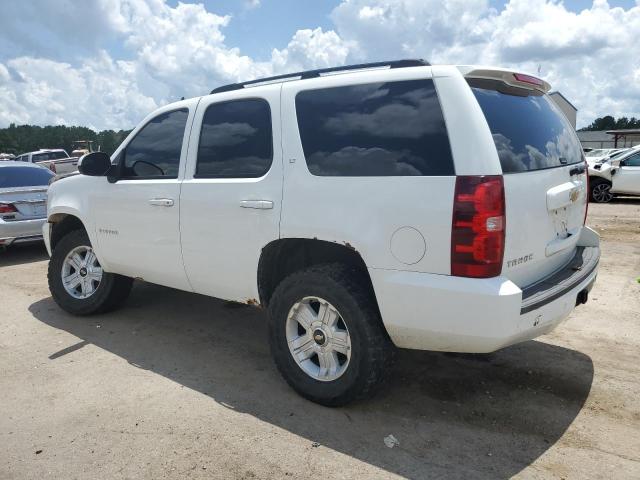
left=285, top=296, right=352, bottom=382
left=592, top=183, right=613, bottom=203
left=61, top=245, right=103, bottom=299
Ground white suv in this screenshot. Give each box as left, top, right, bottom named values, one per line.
left=44, top=60, right=600, bottom=406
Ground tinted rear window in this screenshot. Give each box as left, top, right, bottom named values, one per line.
left=470, top=79, right=583, bottom=173
left=295, top=79, right=454, bottom=176
left=0, top=167, right=54, bottom=188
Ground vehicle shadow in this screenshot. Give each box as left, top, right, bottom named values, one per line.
left=29, top=282, right=594, bottom=479
left=609, top=197, right=640, bottom=205
left=0, top=243, right=48, bottom=267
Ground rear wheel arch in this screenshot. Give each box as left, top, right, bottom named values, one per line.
left=257, top=238, right=378, bottom=310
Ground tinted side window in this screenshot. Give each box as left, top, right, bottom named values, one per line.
left=624, top=153, right=640, bottom=167
left=122, top=109, right=188, bottom=178
left=295, top=79, right=454, bottom=176
left=196, top=99, right=272, bottom=178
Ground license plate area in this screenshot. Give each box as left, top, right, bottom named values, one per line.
left=15, top=201, right=47, bottom=218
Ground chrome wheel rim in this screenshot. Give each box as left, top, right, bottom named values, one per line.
left=593, top=183, right=613, bottom=203
left=285, top=296, right=352, bottom=382
left=61, top=246, right=103, bottom=299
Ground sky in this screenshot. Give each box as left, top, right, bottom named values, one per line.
left=0, top=0, right=638, bottom=131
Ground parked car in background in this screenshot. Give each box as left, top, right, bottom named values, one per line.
left=15, top=149, right=79, bottom=175
left=0, top=161, right=54, bottom=248
left=585, top=148, right=628, bottom=167
left=0, top=153, right=16, bottom=161
left=44, top=60, right=599, bottom=406
left=589, top=145, right=640, bottom=202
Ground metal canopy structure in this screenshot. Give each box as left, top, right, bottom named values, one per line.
left=606, top=129, right=640, bottom=147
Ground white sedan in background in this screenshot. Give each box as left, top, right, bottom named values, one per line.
left=0, top=161, right=54, bottom=247
left=585, top=148, right=628, bottom=167
left=589, top=146, right=640, bottom=202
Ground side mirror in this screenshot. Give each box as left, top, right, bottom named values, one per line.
left=78, top=152, right=112, bottom=176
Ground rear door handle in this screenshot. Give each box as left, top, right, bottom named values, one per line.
left=149, top=198, right=174, bottom=207
left=240, top=200, right=273, bottom=210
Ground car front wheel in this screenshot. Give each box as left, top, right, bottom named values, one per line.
left=48, top=229, right=133, bottom=315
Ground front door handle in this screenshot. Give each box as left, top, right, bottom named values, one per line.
left=149, top=198, right=174, bottom=207
left=240, top=200, right=273, bottom=210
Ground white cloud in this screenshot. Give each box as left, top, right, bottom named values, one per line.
left=331, top=0, right=640, bottom=127
left=271, top=28, right=352, bottom=73
left=0, top=53, right=157, bottom=130
left=0, top=0, right=638, bottom=130
left=0, top=0, right=350, bottom=130
left=244, top=0, right=261, bottom=10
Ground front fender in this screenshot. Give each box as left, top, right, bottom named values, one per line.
left=46, top=176, right=101, bottom=260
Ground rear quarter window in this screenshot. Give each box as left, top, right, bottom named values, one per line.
left=470, top=78, right=583, bottom=173
left=295, top=79, right=454, bottom=176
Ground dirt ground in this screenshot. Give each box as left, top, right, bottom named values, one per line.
left=1, top=200, right=639, bottom=480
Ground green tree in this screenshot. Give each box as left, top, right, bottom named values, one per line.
left=580, top=115, right=640, bottom=131
left=0, top=124, right=131, bottom=157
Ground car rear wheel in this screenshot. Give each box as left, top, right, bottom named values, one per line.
left=48, top=229, right=133, bottom=315
left=590, top=178, right=613, bottom=203
left=267, top=263, right=395, bottom=406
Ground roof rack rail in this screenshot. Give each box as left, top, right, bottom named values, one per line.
left=210, top=59, right=430, bottom=94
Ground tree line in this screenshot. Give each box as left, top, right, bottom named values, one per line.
left=579, top=116, right=640, bottom=131
left=0, top=124, right=132, bottom=157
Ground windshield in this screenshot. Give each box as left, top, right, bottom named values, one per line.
left=607, top=149, right=629, bottom=160
left=585, top=150, right=608, bottom=157
left=0, top=166, right=54, bottom=188
left=32, top=151, right=67, bottom=161
left=470, top=79, right=584, bottom=173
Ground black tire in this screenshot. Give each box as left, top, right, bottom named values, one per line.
left=267, top=263, right=395, bottom=407
left=590, top=177, right=613, bottom=203
left=48, top=229, right=133, bottom=315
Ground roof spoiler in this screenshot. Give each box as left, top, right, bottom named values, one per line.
left=458, top=66, right=551, bottom=93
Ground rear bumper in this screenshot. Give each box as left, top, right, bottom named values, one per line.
left=370, top=228, right=600, bottom=353
left=0, top=218, right=46, bottom=246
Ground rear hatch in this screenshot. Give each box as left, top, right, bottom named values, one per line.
left=468, top=75, right=587, bottom=288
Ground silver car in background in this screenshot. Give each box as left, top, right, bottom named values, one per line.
left=0, top=161, right=54, bottom=248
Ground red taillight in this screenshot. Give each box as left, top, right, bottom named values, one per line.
left=0, top=204, right=17, bottom=214
left=451, top=176, right=505, bottom=278
left=513, top=72, right=544, bottom=87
